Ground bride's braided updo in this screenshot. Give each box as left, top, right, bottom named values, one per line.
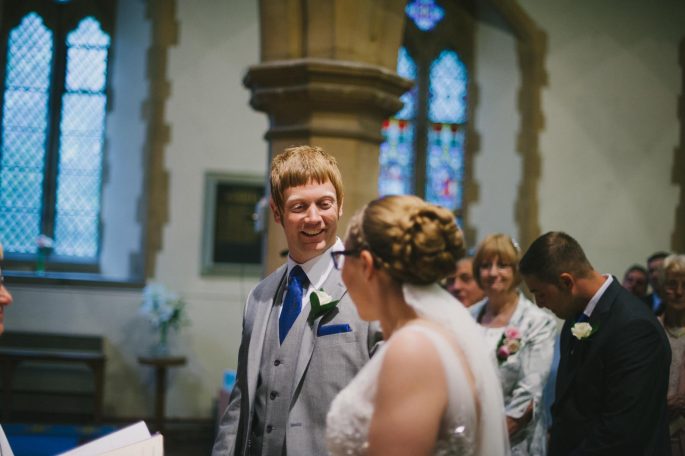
left=345, top=195, right=465, bottom=285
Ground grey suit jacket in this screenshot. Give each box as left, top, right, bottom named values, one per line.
left=212, top=263, right=381, bottom=456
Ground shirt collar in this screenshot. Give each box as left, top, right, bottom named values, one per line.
left=583, top=274, right=613, bottom=318
left=286, top=238, right=343, bottom=293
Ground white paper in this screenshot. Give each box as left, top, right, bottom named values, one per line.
left=0, top=425, right=14, bottom=456
left=101, top=433, right=163, bottom=456
left=58, top=421, right=152, bottom=456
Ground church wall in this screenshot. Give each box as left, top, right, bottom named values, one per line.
left=469, top=21, right=520, bottom=248
left=519, top=0, right=684, bottom=275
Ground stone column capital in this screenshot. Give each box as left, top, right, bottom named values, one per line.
left=244, top=58, right=412, bottom=143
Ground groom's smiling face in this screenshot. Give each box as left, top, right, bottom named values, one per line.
left=272, top=180, right=342, bottom=264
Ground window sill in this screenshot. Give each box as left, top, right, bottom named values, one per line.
left=5, top=270, right=144, bottom=289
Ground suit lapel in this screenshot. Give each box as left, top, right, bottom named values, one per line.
left=246, top=267, right=287, bottom=406
left=554, top=278, right=619, bottom=405
left=291, top=269, right=347, bottom=404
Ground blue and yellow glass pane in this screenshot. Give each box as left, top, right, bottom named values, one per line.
left=426, top=124, right=464, bottom=211
left=0, top=13, right=53, bottom=253
left=54, top=17, right=110, bottom=258
left=405, top=0, right=445, bottom=32
left=379, top=119, right=415, bottom=196
left=429, top=50, right=467, bottom=124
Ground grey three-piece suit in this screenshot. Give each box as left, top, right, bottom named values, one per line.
left=212, top=262, right=380, bottom=456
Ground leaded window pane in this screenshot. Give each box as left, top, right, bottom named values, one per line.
left=405, top=0, right=445, bottom=32
left=379, top=119, right=415, bottom=196
left=429, top=50, right=467, bottom=124
left=54, top=17, right=110, bottom=257
left=425, top=124, right=464, bottom=211
left=396, top=47, right=417, bottom=121
left=0, top=13, right=53, bottom=253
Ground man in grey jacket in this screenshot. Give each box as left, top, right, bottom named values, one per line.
left=212, top=145, right=380, bottom=456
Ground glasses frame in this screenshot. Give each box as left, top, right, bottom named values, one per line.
left=331, top=249, right=362, bottom=270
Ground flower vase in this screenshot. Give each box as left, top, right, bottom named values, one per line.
left=152, top=323, right=170, bottom=356
left=36, top=247, right=51, bottom=275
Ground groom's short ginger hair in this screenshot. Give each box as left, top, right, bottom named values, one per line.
left=520, top=231, right=594, bottom=285
left=270, top=145, right=344, bottom=213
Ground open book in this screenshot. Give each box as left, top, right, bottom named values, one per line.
left=0, top=421, right=163, bottom=456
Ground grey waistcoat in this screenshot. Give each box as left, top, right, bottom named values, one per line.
left=250, top=297, right=309, bottom=456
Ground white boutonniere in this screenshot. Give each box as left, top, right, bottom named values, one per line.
left=571, top=322, right=597, bottom=340
left=308, top=289, right=340, bottom=322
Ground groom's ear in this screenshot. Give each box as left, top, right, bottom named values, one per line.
left=559, top=273, right=574, bottom=292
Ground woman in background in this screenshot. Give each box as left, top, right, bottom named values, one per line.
left=326, top=195, right=509, bottom=455
left=659, top=254, right=685, bottom=456
left=470, top=233, right=556, bottom=455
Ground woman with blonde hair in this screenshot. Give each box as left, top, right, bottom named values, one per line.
left=659, top=254, right=685, bottom=455
left=469, top=234, right=556, bottom=455
left=326, top=195, right=509, bottom=456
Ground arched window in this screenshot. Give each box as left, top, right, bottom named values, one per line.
left=379, top=0, right=470, bottom=220
left=0, top=1, right=114, bottom=270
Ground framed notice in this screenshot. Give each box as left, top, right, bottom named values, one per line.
left=201, top=172, right=265, bottom=276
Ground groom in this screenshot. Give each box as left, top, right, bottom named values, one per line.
left=212, top=145, right=381, bottom=456
left=520, top=231, right=670, bottom=455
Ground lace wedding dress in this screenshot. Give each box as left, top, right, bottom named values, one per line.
left=326, top=284, right=510, bottom=456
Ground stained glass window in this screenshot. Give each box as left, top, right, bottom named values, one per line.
left=425, top=50, right=467, bottom=211
left=379, top=4, right=469, bottom=215
left=379, top=47, right=417, bottom=197
left=395, top=47, right=417, bottom=121
left=426, top=125, right=464, bottom=211
left=379, top=119, right=415, bottom=196
left=405, top=0, right=445, bottom=32
left=0, top=8, right=112, bottom=263
left=0, top=13, right=53, bottom=253
left=54, top=18, right=110, bottom=257
left=429, top=50, right=468, bottom=124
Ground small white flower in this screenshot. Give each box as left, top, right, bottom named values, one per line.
left=571, top=322, right=593, bottom=340
left=36, top=234, right=54, bottom=249
left=312, top=290, right=334, bottom=305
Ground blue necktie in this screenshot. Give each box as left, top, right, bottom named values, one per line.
left=279, top=266, right=308, bottom=344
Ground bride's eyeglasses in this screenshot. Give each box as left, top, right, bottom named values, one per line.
left=331, top=249, right=362, bottom=270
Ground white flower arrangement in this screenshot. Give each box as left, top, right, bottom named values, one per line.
left=140, top=283, right=190, bottom=338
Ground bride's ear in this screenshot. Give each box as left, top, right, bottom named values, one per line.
left=359, top=250, right=376, bottom=281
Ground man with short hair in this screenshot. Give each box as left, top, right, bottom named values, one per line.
left=212, top=145, right=380, bottom=456
left=445, top=256, right=484, bottom=307
left=621, top=264, right=648, bottom=299
left=520, top=232, right=670, bottom=455
left=644, top=251, right=670, bottom=315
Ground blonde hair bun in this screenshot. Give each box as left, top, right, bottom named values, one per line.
left=350, top=195, right=465, bottom=285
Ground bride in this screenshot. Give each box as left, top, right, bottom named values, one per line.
left=326, top=195, right=510, bottom=455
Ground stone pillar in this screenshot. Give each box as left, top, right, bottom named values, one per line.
left=245, top=0, right=410, bottom=274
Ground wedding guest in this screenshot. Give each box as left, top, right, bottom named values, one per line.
left=212, top=145, right=381, bottom=456
left=658, top=254, right=685, bottom=455
left=622, top=264, right=648, bottom=299
left=0, top=243, right=11, bottom=335
left=520, top=231, right=670, bottom=455
left=326, top=195, right=509, bottom=455
left=469, top=233, right=556, bottom=455
left=445, top=256, right=484, bottom=307
left=645, top=251, right=670, bottom=315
